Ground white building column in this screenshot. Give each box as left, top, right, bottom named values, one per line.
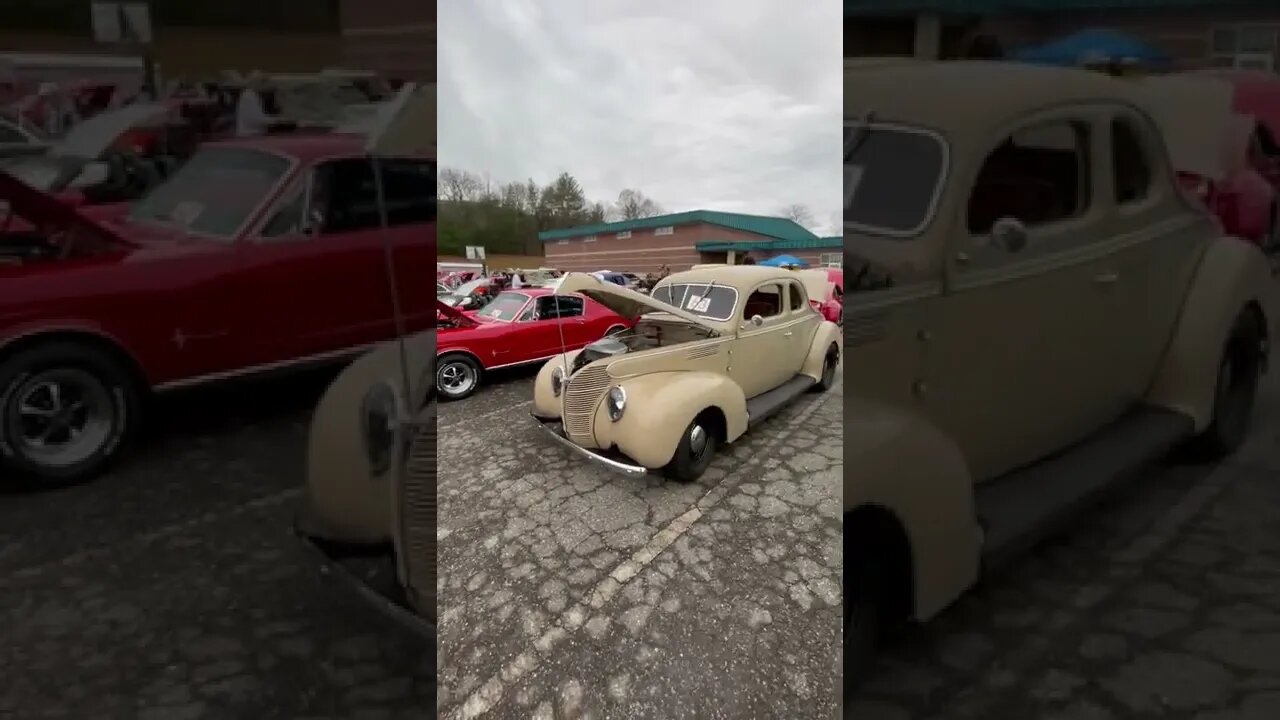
left=914, top=12, right=942, bottom=60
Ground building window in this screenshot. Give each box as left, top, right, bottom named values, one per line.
left=654, top=226, right=674, bottom=236
left=616, top=230, right=631, bottom=239
left=1211, top=25, right=1277, bottom=71
left=557, top=239, right=569, bottom=245
left=584, top=235, right=597, bottom=243
left=820, top=253, right=842, bottom=267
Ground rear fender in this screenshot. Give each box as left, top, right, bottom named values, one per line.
left=1147, top=237, right=1277, bottom=431
left=800, top=321, right=842, bottom=381
left=593, top=371, right=748, bottom=469
left=848, top=396, right=981, bottom=621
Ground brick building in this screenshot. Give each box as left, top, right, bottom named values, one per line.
left=0, top=0, right=343, bottom=77
left=539, top=211, right=842, bottom=274
left=846, top=0, right=1280, bottom=72
left=340, top=0, right=435, bottom=81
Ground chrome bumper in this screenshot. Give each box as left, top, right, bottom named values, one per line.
left=531, top=413, right=648, bottom=477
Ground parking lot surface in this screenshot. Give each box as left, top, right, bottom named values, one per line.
left=0, top=369, right=434, bottom=720
left=852, top=372, right=1280, bottom=720
left=437, top=364, right=845, bottom=719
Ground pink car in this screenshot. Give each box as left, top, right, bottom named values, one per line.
left=797, top=268, right=843, bottom=325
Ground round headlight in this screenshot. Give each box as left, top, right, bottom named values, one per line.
left=606, top=386, right=626, bottom=421
left=360, top=380, right=401, bottom=477
left=551, top=366, right=564, bottom=397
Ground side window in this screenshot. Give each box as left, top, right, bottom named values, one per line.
left=1112, top=118, right=1153, bottom=205
left=742, top=283, right=784, bottom=320
left=380, top=159, right=436, bottom=226
left=535, top=296, right=558, bottom=319
left=968, top=120, right=1089, bottom=235
left=555, top=296, right=585, bottom=318
left=316, top=159, right=380, bottom=233
left=788, top=282, right=806, bottom=311
left=260, top=178, right=308, bottom=238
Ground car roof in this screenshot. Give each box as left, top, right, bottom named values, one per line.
left=210, top=132, right=370, bottom=160
left=660, top=264, right=808, bottom=292
left=846, top=61, right=1148, bottom=134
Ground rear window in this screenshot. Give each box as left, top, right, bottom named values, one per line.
left=845, top=122, right=947, bottom=236
left=651, top=283, right=738, bottom=322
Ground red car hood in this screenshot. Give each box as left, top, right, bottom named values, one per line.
left=437, top=299, right=479, bottom=328
left=0, top=170, right=132, bottom=247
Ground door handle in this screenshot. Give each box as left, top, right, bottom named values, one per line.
left=1093, top=271, right=1120, bottom=285
left=784, top=331, right=793, bottom=337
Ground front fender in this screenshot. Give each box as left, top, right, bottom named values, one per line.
left=593, top=371, right=748, bottom=469
left=298, top=342, right=401, bottom=545
left=532, top=351, right=582, bottom=418
left=1147, top=237, right=1278, bottom=431
left=848, top=395, right=981, bottom=621
left=800, top=321, right=842, bottom=381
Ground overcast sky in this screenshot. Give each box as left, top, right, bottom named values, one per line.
left=438, top=0, right=843, bottom=235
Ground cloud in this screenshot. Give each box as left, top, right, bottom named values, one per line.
left=438, top=0, right=843, bottom=234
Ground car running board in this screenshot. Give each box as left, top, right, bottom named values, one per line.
left=976, top=407, right=1193, bottom=574
left=746, top=374, right=817, bottom=428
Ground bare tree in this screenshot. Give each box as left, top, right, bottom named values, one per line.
left=778, top=203, right=816, bottom=228
left=613, top=189, right=665, bottom=221
left=439, top=167, right=484, bottom=202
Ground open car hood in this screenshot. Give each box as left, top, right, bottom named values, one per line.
left=365, top=83, right=435, bottom=158
left=555, top=272, right=721, bottom=332
left=0, top=168, right=129, bottom=245
left=54, top=102, right=171, bottom=160
left=437, top=299, right=478, bottom=327
left=1134, top=75, right=1247, bottom=182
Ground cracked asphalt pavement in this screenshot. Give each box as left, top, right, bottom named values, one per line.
left=0, top=367, right=434, bottom=720
left=437, top=363, right=845, bottom=719
left=852, top=371, right=1280, bottom=720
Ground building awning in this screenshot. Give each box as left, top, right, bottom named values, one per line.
left=696, top=236, right=842, bottom=253
left=847, top=0, right=1272, bottom=15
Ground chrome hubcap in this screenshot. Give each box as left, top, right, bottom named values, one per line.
left=9, top=369, right=113, bottom=467
left=438, top=362, right=476, bottom=395
left=689, top=424, right=708, bottom=460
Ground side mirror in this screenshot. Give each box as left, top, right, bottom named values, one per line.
left=991, top=217, right=1029, bottom=253
left=750, top=314, right=764, bottom=327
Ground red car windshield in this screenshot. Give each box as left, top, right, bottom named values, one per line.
left=475, top=292, right=529, bottom=322
left=128, top=146, right=290, bottom=239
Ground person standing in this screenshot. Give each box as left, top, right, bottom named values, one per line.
left=235, top=72, right=275, bottom=137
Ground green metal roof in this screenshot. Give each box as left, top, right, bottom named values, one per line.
left=847, top=0, right=1271, bottom=14
left=695, top=236, right=842, bottom=252
left=537, top=210, right=817, bottom=243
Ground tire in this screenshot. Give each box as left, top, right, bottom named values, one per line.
left=662, top=416, right=718, bottom=482
left=0, top=341, right=140, bottom=488
left=846, top=551, right=884, bottom=688
left=435, top=353, right=483, bottom=401
left=812, top=343, right=840, bottom=393
left=1192, top=309, right=1264, bottom=459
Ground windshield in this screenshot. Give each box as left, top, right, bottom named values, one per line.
left=128, top=146, right=290, bottom=239
left=845, top=122, right=946, bottom=237
left=475, top=292, right=528, bottom=322
left=650, top=283, right=738, bottom=322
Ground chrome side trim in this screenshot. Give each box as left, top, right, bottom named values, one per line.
left=153, top=342, right=376, bottom=392
left=531, top=414, right=648, bottom=477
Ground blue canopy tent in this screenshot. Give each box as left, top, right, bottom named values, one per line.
left=759, top=254, right=808, bottom=268
left=1015, top=29, right=1170, bottom=70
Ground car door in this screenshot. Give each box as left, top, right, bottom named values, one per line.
left=784, top=279, right=821, bottom=372
left=237, top=157, right=398, bottom=366
left=922, top=110, right=1122, bottom=482
left=551, top=295, right=595, bottom=347
left=378, top=157, right=436, bottom=334
left=729, top=282, right=794, bottom=398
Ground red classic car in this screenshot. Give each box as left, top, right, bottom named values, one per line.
left=436, top=288, right=632, bottom=400
left=0, top=85, right=435, bottom=486
left=797, top=267, right=843, bottom=324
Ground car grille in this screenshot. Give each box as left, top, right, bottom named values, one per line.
left=398, top=409, right=436, bottom=620
left=563, top=365, right=611, bottom=442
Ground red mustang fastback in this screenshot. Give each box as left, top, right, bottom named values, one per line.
left=0, top=91, right=435, bottom=486
left=436, top=288, right=632, bottom=400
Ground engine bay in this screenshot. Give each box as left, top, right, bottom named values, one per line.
left=571, top=318, right=717, bottom=374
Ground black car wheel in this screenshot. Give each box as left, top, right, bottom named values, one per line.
left=436, top=353, right=482, bottom=401
left=662, top=416, right=717, bottom=482
left=1193, top=309, right=1264, bottom=458
left=0, top=341, right=140, bottom=487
